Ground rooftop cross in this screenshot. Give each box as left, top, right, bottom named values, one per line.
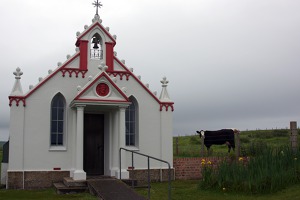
left=92, top=0, right=103, bottom=16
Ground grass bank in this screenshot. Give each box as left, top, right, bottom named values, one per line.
left=136, top=180, right=300, bottom=200
left=173, top=129, right=293, bottom=157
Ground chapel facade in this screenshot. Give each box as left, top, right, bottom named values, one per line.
left=3, top=8, right=174, bottom=189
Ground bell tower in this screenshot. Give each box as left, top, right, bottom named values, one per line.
left=76, top=0, right=116, bottom=72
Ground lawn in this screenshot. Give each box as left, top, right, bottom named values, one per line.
left=0, top=188, right=97, bottom=200
left=173, top=129, right=293, bottom=158
left=136, top=180, right=300, bottom=200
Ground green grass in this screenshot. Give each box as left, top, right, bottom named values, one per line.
left=136, top=180, right=300, bottom=200
left=0, top=188, right=97, bottom=200
left=174, top=129, right=294, bottom=158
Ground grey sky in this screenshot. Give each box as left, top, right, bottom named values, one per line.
left=1, top=0, right=300, bottom=140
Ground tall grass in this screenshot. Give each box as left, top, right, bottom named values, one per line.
left=199, top=145, right=300, bottom=194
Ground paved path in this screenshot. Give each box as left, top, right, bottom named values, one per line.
left=88, top=179, right=146, bottom=200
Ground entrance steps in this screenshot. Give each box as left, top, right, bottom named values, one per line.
left=53, top=177, right=87, bottom=194
left=54, top=176, right=146, bottom=199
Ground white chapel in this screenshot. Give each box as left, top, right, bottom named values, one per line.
left=3, top=3, right=174, bottom=189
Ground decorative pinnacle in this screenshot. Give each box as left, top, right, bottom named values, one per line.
left=13, top=67, right=23, bottom=79
left=161, top=76, right=169, bottom=86
left=92, top=0, right=103, bottom=16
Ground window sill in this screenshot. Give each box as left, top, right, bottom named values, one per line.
left=49, top=146, right=67, bottom=151
left=124, top=146, right=139, bottom=151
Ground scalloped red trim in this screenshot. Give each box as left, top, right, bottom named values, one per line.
left=160, top=103, right=174, bottom=112
left=107, top=71, right=131, bottom=81
left=60, top=68, right=88, bottom=78
left=9, top=96, right=26, bottom=107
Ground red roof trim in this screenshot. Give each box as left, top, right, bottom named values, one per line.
left=8, top=96, right=26, bottom=107
left=76, top=22, right=116, bottom=47
left=114, top=56, right=162, bottom=104
left=75, top=99, right=129, bottom=103
left=107, top=71, right=131, bottom=81
left=23, top=53, right=81, bottom=99
left=74, top=72, right=129, bottom=102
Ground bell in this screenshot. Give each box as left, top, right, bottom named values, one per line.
left=92, top=37, right=99, bottom=49
left=93, top=42, right=99, bottom=49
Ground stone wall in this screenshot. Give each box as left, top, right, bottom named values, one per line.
left=128, top=169, right=174, bottom=184
left=7, top=171, right=69, bottom=189
left=173, top=157, right=227, bottom=180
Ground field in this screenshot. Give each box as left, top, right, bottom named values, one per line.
left=173, top=129, right=293, bottom=157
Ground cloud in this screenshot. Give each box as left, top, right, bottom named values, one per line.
left=1, top=0, right=300, bottom=140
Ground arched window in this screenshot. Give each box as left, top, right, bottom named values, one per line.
left=50, top=93, right=65, bottom=146
left=90, top=33, right=103, bottom=60
left=126, top=97, right=138, bottom=146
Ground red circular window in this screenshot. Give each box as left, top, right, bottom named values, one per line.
left=96, top=83, right=109, bottom=96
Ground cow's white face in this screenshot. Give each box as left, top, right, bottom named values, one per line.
left=200, top=131, right=205, bottom=138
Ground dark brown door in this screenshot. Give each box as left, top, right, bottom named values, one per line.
left=84, top=114, right=104, bottom=175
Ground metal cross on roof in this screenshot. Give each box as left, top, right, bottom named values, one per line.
left=92, top=0, right=103, bottom=16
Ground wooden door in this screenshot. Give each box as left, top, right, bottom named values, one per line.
left=84, top=114, right=104, bottom=175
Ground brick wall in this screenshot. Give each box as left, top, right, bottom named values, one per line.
left=7, top=171, right=69, bottom=189
left=128, top=169, right=174, bottom=184
left=173, top=157, right=226, bottom=180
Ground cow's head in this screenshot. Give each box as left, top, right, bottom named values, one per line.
left=196, top=130, right=205, bottom=138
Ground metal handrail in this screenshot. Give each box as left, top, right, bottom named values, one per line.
left=119, top=147, right=171, bottom=200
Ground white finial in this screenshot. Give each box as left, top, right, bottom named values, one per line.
left=39, top=77, right=43, bottom=82
left=66, top=55, right=71, bottom=59
left=113, top=35, right=117, bottom=40
left=29, top=85, right=33, bottom=90
left=145, top=83, right=149, bottom=88
left=159, top=77, right=171, bottom=102
left=57, top=62, right=62, bottom=66
left=77, top=86, right=82, bottom=91
left=88, top=76, right=93, bottom=81
left=105, top=27, right=110, bottom=32
left=121, top=59, right=125, bottom=64
left=84, top=25, right=88, bottom=30
left=98, top=62, right=108, bottom=72
left=114, top=51, right=117, bottom=56
left=75, top=47, right=79, bottom=52
left=161, top=76, right=169, bottom=85
left=13, top=67, right=23, bottom=79
left=153, top=91, right=157, bottom=96
left=10, top=67, right=24, bottom=96
left=138, top=75, right=141, bottom=80
left=129, top=68, right=133, bottom=72
left=112, top=77, right=117, bottom=83
left=48, top=70, right=52, bottom=74
left=76, top=31, right=81, bottom=36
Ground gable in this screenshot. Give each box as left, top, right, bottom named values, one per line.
left=73, top=71, right=129, bottom=104
left=76, top=21, right=116, bottom=47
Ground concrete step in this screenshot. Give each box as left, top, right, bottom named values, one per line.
left=63, top=177, right=87, bottom=187
left=53, top=182, right=87, bottom=194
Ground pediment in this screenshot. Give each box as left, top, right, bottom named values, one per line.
left=74, top=72, right=129, bottom=103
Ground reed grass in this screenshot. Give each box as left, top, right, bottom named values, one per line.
left=199, top=145, right=300, bottom=194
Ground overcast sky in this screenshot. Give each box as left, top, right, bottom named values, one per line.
left=1, top=0, right=300, bottom=141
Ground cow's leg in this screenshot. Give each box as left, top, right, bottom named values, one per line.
left=206, top=146, right=211, bottom=156
left=225, top=141, right=231, bottom=153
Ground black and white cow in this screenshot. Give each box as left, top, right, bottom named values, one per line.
left=196, top=129, right=239, bottom=153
